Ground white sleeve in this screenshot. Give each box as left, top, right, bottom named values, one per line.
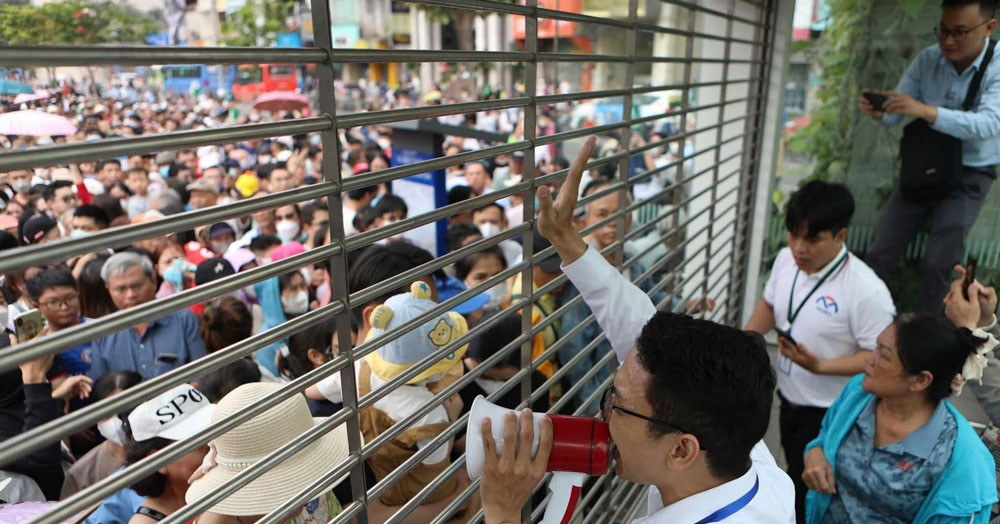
left=416, top=404, right=451, bottom=465
left=849, top=285, right=896, bottom=351
left=561, top=246, right=656, bottom=364
left=316, top=373, right=344, bottom=404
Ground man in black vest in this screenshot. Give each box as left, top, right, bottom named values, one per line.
left=861, top=0, right=1000, bottom=312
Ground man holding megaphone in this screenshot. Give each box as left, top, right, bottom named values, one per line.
left=478, top=136, right=796, bottom=524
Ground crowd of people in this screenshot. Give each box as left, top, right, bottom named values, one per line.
left=5, top=0, right=1000, bottom=521
left=0, top=64, right=694, bottom=522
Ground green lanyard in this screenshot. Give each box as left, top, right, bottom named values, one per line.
left=787, top=252, right=849, bottom=326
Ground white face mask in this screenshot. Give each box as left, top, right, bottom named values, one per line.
left=282, top=290, right=309, bottom=315
left=97, top=417, right=128, bottom=446
left=276, top=220, right=301, bottom=243
left=485, top=282, right=508, bottom=311
left=478, top=222, right=502, bottom=238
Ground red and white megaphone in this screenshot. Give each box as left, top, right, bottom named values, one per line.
left=466, top=396, right=611, bottom=524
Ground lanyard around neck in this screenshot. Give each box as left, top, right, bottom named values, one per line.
left=786, top=252, right=849, bottom=326
left=693, top=475, right=760, bottom=524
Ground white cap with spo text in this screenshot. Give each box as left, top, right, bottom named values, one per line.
left=128, top=384, right=215, bottom=442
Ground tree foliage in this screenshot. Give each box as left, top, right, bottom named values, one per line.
left=220, top=0, right=296, bottom=47
left=0, top=1, right=159, bottom=45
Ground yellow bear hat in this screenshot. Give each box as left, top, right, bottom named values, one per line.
left=363, top=282, right=469, bottom=384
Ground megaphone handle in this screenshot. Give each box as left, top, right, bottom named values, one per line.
left=539, top=472, right=587, bottom=524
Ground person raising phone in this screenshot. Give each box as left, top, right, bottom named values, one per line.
left=744, top=180, right=896, bottom=524
left=861, top=0, right=1000, bottom=313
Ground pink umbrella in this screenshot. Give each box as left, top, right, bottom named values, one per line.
left=252, top=91, right=309, bottom=112
left=12, top=89, right=52, bottom=104
left=0, top=110, right=77, bottom=136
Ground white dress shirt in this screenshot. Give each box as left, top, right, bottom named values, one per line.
left=562, top=246, right=795, bottom=523
left=762, top=247, right=896, bottom=408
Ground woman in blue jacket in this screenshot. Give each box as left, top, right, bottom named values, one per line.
left=802, top=305, right=997, bottom=523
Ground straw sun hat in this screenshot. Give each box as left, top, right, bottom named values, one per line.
left=185, top=382, right=352, bottom=517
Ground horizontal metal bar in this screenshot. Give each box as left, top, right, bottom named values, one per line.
left=336, top=97, right=529, bottom=128
left=0, top=45, right=328, bottom=67
left=665, top=0, right=764, bottom=26
left=0, top=241, right=341, bottom=373
left=24, top=302, right=350, bottom=522
left=632, top=77, right=754, bottom=95
left=398, top=0, right=531, bottom=16
left=537, top=52, right=631, bottom=63
left=342, top=141, right=527, bottom=192
left=536, top=6, right=634, bottom=29
left=332, top=49, right=531, bottom=63
left=0, top=182, right=336, bottom=273
left=635, top=22, right=757, bottom=45
left=536, top=88, right=632, bottom=105
left=0, top=118, right=331, bottom=172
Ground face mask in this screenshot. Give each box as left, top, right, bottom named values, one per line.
left=238, top=157, right=254, bottom=171
left=282, top=290, right=309, bottom=315
left=478, top=223, right=502, bottom=238
left=97, top=417, right=128, bottom=446
left=310, top=134, right=323, bottom=145
left=12, top=181, right=31, bottom=194
left=210, top=240, right=231, bottom=254
left=276, top=220, right=301, bottom=243
left=159, top=165, right=170, bottom=177
left=69, top=229, right=91, bottom=239
left=485, top=282, right=508, bottom=311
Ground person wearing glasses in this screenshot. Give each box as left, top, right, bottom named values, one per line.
left=25, top=267, right=93, bottom=378
left=861, top=0, right=1000, bottom=313
left=478, top=137, right=796, bottom=524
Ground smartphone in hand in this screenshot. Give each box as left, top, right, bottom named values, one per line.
left=14, top=309, right=45, bottom=342
left=863, top=92, right=889, bottom=112
left=963, top=254, right=979, bottom=300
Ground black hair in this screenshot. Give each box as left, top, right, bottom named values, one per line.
left=384, top=240, right=446, bottom=282
left=455, top=245, right=507, bottom=282
left=447, top=223, right=483, bottom=253
left=582, top=178, right=614, bottom=198
left=73, top=204, right=110, bottom=229
left=466, top=313, right=522, bottom=366
left=784, top=180, right=854, bottom=239
left=249, top=234, right=282, bottom=254
left=448, top=185, right=474, bottom=206
left=197, top=357, right=261, bottom=403
left=552, top=156, right=571, bottom=171
left=942, top=0, right=998, bottom=16
left=353, top=206, right=379, bottom=233
left=127, top=436, right=171, bottom=497
left=96, top=160, right=120, bottom=172
left=472, top=202, right=504, bottom=219
left=635, top=312, right=775, bottom=481
left=25, top=267, right=77, bottom=302
left=895, top=313, right=983, bottom=401
left=300, top=199, right=326, bottom=226
left=465, top=160, right=494, bottom=179
left=374, top=194, right=408, bottom=218
left=41, top=180, right=74, bottom=202
left=79, top=254, right=117, bottom=318
left=91, top=194, right=127, bottom=222
left=346, top=183, right=378, bottom=202
left=91, top=370, right=142, bottom=404
left=347, top=244, right=419, bottom=326
left=0, top=231, right=17, bottom=252
left=278, top=323, right=331, bottom=380
left=200, top=296, right=253, bottom=354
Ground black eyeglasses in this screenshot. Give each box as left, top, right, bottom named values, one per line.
left=601, top=386, right=702, bottom=447
left=933, top=19, right=993, bottom=42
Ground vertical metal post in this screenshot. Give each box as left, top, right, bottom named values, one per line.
left=669, top=5, right=698, bottom=305
left=615, top=0, right=639, bottom=271
left=311, top=1, right=370, bottom=522
left=729, top=0, right=778, bottom=326
left=703, top=0, right=736, bottom=319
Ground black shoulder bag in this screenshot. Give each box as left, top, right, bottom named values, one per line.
left=898, top=38, right=996, bottom=202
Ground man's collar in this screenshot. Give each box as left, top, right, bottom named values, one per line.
left=643, top=465, right=758, bottom=524
left=939, top=37, right=993, bottom=71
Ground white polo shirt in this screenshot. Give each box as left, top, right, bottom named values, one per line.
left=563, top=246, right=795, bottom=523
left=636, top=442, right=794, bottom=524
left=762, top=246, right=895, bottom=408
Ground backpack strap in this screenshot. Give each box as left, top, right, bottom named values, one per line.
left=962, top=38, right=996, bottom=111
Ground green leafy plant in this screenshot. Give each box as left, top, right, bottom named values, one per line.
left=0, top=1, right=158, bottom=45
left=220, top=0, right=295, bottom=47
